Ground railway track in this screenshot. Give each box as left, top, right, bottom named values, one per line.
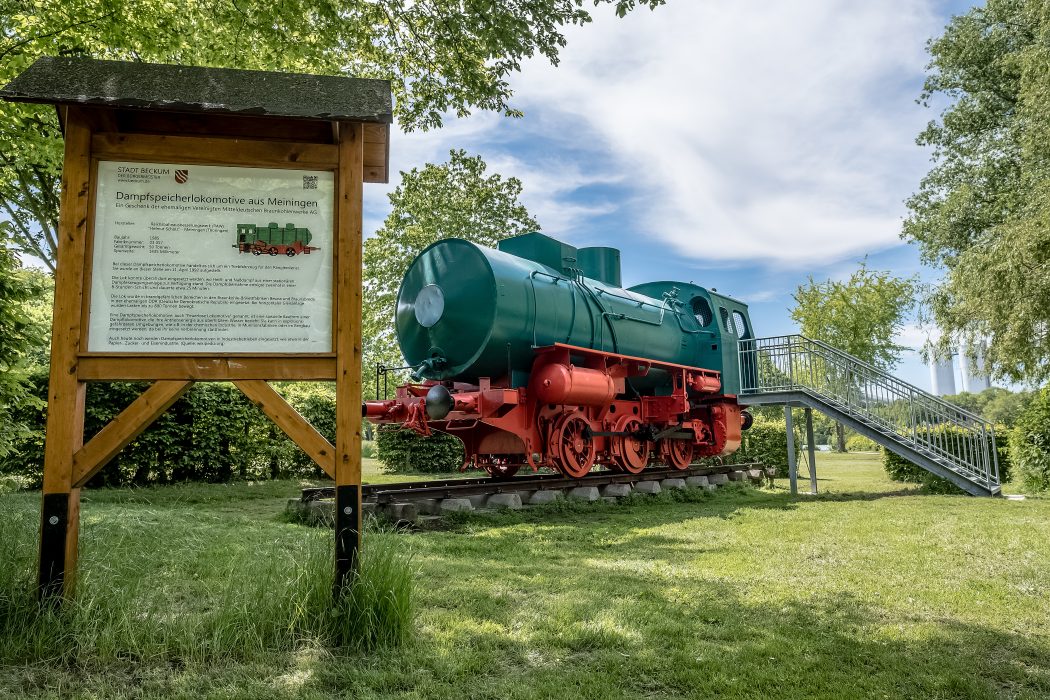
left=293, top=463, right=767, bottom=524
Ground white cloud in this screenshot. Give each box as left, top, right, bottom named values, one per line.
left=503, top=0, right=942, bottom=265
left=743, top=289, right=784, bottom=304
left=365, top=113, right=626, bottom=238
left=896, top=322, right=942, bottom=353
left=485, top=153, right=625, bottom=236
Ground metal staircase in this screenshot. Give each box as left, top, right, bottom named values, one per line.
left=737, top=335, right=1001, bottom=496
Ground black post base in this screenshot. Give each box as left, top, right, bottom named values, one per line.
left=38, top=493, right=70, bottom=603
left=334, top=484, right=361, bottom=596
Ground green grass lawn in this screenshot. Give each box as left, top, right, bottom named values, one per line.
left=361, top=456, right=450, bottom=484
left=2, top=453, right=1048, bottom=699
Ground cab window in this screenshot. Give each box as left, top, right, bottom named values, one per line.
left=732, top=310, right=751, bottom=339
left=690, top=297, right=713, bottom=326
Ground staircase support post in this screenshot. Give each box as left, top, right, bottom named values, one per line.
left=784, top=405, right=798, bottom=495
left=805, top=407, right=817, bottom=494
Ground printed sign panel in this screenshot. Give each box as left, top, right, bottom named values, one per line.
left=88, top=161, right=335, bottom=353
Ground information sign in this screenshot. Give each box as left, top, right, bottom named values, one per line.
left=88, top=161, right=335, bottom=353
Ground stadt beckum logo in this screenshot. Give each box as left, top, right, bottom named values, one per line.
left=174, top=169, right=189, bottom=184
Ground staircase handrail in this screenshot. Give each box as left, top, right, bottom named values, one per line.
left=740, top=334, right=989, bottom=425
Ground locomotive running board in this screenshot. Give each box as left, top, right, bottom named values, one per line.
left=535, top=342, right=722, bottom=380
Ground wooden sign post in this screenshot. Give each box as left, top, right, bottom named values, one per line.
left=1, top=57, right=392, bottom=601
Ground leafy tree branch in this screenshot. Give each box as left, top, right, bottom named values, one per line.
left=0, top=0, right=663, bottom=265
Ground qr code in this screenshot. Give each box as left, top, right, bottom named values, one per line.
left=303, top=175, right=318, bottom=190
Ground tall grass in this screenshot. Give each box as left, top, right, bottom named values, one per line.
left=0, top=495, right=414, bottom=665
left=330, top=529, right=415, bottom=650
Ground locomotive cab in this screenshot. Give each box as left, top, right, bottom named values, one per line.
left=710, top=290, right=754, bottom=396
left=625, top=282, right=753, bottom=396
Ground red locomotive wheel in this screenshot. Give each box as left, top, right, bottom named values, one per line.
left=660, top=439, right=694, bottom=471
left=550, top=413, right=596, bottom=478
left=268, top=247, right=278, bottom=256
left=285, top=248, right=296, bottom=257
left=611, top=416, right=650, bottom=474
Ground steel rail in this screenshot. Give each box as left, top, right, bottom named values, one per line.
left=301, top=462, right=763, bottom=505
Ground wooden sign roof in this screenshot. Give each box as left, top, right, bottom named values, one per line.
left=1, top=56, right=393, bottom=183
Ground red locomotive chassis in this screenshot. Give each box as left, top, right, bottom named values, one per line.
left=364, top=343, right=743, bottom=479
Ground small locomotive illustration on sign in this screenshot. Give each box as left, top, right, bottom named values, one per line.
left=234, top=222, right=318, bottom=257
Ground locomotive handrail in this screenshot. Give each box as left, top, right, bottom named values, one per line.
left=528, top=270, right=581, bottom=347
left=738, top=334, right=1000, bottom=493
left=594, top=286, right=714, bottom=336
left=574, top=275, right=621, bottom=353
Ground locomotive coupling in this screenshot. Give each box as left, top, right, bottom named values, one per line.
left=422, top=384, right=478, bottom=419
left=362, top=400, right=397, bottom=418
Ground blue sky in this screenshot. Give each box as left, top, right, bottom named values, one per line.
left=365, top=0, right=984, bottom=391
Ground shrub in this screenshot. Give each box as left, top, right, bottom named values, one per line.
left=732, top=415, right=789, bottom=477
left=846, top=434, right=878, bottom=452
left=279, top=382, right=337, bottom=477
left=1009, top=387, right=1050, bottom=493
left=0, top=363, right=48, bottom=487
left=883, top=424, right=1011, bottom=494
left=88, top=382, right=274, bottom=485
left=375, top=425, right=464, bottom=473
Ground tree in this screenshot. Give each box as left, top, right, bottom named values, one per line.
left=791, top=262, right=917, bottom=450
left=1, top=0, right=663, bottom=269
left=903, top=0, right=1050, bottom=383
left=941, top=387, right=1032, bottom=426
left=0, top=228, right=48, bottom=458
left=980, top=387, right=1032, bottom=426
left=1009, top=386, right=1050, bottom=493
left=362, top=149, right=539, bottom=397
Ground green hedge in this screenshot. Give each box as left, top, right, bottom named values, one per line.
left=375, top=426, right=464, bottom=474
left=730, top=415, right=790, bottom=477
left=278, top=383, right=337, bottom=475
left=883, top=425, right=1011, bottom=494
left=1009, top=387, right=1050, bottom=493
left=0, top=374, right=336, bottom=488
left=0, top=364, right=48, bottom=487
left=846, top=434, right=878, bottom=452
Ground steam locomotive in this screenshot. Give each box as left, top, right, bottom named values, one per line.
left=364, top=232, right=754, bottom=478
left=234, top=222, right=317, bottom=256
